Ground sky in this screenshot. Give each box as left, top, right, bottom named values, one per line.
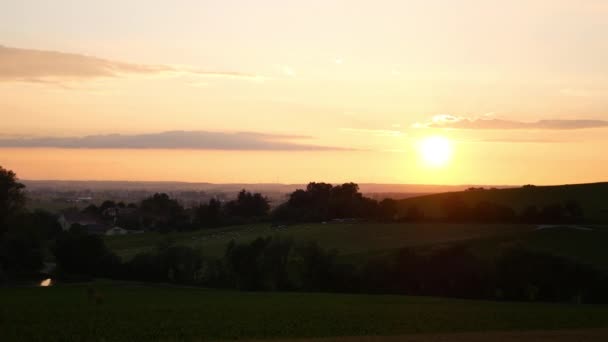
left=1, top=0, right=608, bottom=185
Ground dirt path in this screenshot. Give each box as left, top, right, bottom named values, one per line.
left=247, top=329, right=608, bottom=342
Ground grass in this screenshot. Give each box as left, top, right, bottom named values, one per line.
left=2, top=282, right=608, bottom=341
left=105, top=222, right=608, bottom=270
left=397, top=182, right=608, bottom=221
left=104, top=223, right=534, bottom=260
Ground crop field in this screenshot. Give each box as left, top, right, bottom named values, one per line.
left=2, top=282, right=608, bottom=342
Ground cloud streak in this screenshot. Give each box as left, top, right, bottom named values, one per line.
left=424, top=115, right=608, bottom=130
left=0, top=45, right=262, bottom=83
left=0, top=131, right=351, bottom=151
left=340, top=128, right=404, bottom=137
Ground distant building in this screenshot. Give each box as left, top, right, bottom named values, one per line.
left=57, top=210, right=111, bottom=235
left=58, top=210, right=104, bottom=231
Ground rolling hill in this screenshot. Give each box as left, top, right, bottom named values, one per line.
left=396, top=182, right=608, bottom=221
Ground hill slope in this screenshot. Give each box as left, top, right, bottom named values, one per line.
left=397, top=182, right=608, bottom=221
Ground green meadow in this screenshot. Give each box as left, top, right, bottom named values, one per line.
left=105, top=222, right=608, bottom=269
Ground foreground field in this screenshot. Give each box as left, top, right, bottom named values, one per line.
left=258, top=329, right=608, bottom=342
left=2, top=282, right=608, bottom=341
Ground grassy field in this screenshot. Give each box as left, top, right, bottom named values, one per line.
left=397, top=182, right=608, bottom=221
left=252, top=329, right=608, bottom=342
left=104, top=223, right=534, bottom=260
left=105, top=222, right=608, bottom=269
left=2, top=282, right=608, bottom=342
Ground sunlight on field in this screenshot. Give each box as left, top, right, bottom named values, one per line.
left=40, top=278, right=52, bottom=287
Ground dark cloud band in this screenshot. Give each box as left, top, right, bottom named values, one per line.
left=0, top=45, right=260, bottom=82
left=0, top=131, right=350, bottom=151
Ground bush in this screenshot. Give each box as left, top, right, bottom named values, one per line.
left=52, top=229, right=120, bottom=278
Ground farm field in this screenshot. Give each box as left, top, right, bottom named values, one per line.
left=2, top=282, right=608, bottom=342
left=105, top=222, right=608, bottom=269
left=104, top=223, right=534, bottom=260
left=260, top=329, right=608, bottom=342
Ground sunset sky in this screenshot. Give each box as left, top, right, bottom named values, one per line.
left=1, top=0, right=608, bottom=185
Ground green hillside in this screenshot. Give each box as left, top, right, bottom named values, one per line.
left=105, top=223, right=532, bottom=260
left=106, top=222, right=608, bottom=270
left=397, top=182, right=608, bottom=221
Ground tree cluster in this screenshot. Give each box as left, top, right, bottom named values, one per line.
left=273, top=182, right=398, bottom=222
left=71, top=190, right=270, bottom=233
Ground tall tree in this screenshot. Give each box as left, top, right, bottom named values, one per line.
left=0, top=166, right=26, bottom=235
left=140, top=193, right=186, bottom=231
left=225, top=190, right=270, bottom=218
left=195, top=198, right=223, bottom=228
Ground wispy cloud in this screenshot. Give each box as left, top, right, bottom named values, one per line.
left=480, top=137, right=569, bottom=143
left=418, top=115, right=608, bottom=130
left=340, top=128, right=404, bottom=137
left=0, top=131, right=352, bottom=151
left=0, top=45, right=263, bottom=84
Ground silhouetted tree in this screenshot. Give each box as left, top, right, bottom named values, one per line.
left=99, top=200, right=117, bottom=213
left=275, top=182, right=380, bottom=222
left=496, top=248, right=602, bottom=302
left=12, top=210, right=62, bottom=240
left=328, top=183, right=363, bottom=218
left=0, top=166, right=26, bottom=235
left=194, top=198, right=223, bottom=228
left=377, top=198, right=398, bottom=221
left=140, top=193, right=187, bottom=232
left=0, top=227, right=43, bottom=277
left=224, top=190, right=269, bottom=219
left=52, top=229, right=120, bottom=277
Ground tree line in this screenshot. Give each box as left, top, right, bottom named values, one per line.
left=49, top=232, right=608, bottom=304
left=62, top=182, right=589, bottom=234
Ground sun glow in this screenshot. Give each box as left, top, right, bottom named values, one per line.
left=418, top=136, right=453, bottom=167
left=40, top=278, right=52, bottom=287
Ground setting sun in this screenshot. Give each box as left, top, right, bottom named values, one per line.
left=418, top=136, right=453, bottom=167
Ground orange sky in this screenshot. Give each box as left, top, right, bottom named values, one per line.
left=1, top=0, right=608, bottom=185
